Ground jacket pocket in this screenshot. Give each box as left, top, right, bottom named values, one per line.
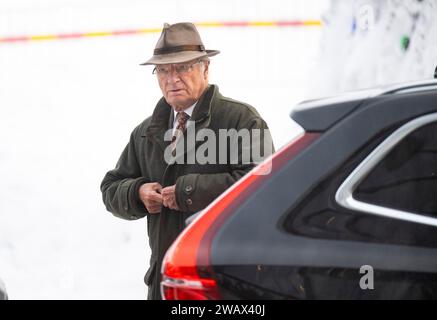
left=144, top=260, right=157, bottom=286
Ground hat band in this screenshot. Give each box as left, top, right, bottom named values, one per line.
left=154, top=44, right=205, bottom=55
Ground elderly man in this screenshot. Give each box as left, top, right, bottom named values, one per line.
left=101, top=22, right=273, bottom=300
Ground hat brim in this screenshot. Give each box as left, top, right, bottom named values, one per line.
left=140, top=50, right=220, bottom=65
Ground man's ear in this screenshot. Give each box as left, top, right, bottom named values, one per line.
left=203, top=61, right=210, bottom=79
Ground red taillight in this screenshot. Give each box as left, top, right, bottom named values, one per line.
left=161, top=132, right=320, bottom=300
left=161, top=275, right=220, bottom=300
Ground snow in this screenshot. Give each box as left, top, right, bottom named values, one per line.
left=0, top=0, right=326, bottom=299
left=312, top=0, right=437, bottom=96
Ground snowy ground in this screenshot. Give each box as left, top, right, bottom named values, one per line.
left=0, top=0, right=326, bottom=299
left=314, top=0, right=437, bottom=96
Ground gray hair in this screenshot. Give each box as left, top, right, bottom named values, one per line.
left=199, top=57, right=210, bottom=72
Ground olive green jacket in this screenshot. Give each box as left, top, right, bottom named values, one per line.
left=100, top=84, right=274, bottom=299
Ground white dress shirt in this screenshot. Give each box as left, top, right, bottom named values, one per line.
left=172, top=102, right=196, bottom=136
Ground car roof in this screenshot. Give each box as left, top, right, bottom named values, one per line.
left=291, top=79, right=437, bottom=132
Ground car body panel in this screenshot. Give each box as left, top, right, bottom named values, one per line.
left=208, top=83, right=437, bottom=299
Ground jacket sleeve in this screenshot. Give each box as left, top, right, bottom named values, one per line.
left=175, top=117, right=275, bottom=213
left=100, top=127, right=149, bottom=220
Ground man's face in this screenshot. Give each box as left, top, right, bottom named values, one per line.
left=155, top=59, right=209, bottom=111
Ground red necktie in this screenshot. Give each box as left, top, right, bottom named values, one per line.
left=171, top=112, right=190, bottom=153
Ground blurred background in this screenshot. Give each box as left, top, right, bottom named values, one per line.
left=0, top=0, right=435, bottom=299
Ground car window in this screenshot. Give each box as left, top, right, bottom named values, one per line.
left=283, top=120, right=437, bottom=248
left=354, top=122, right=437, bottom=216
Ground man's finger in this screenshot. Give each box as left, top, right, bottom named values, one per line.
left=161, top=185, right=175, bottom=195
left=166, top=198, right=178, bottom=210
left=151, top=183, right=162, bottom=193
left=150, top=182, right=162, bottom=188
left=163, top=198, right=172, bottom=208
left=161, top=194, right=171, bottom=203
left=148, top=207, right=160, bottom=214
left=160, top=188, right=171, bottom=196
left=170, top=203, right=180, bottom=210
left=146, top=191, right=163, bottom=203
left=148, top=204, right=161, bottom=212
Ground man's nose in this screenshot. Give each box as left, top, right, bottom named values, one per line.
left=166, top=69, right=181, bottom=83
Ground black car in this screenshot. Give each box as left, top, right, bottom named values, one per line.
left=161, top=80, right=437, bottom=300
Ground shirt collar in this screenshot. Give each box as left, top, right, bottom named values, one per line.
left=173, top=102, right=196, bottom=126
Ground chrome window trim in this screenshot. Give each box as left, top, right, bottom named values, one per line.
left=297, top=80, right=437, bottom=111
left=381, top=79, right=437, bottom=95
left=335, top=113, right=437, bottom=227
left=389, top=84, right=437, bottom=95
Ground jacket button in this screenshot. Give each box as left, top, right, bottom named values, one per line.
left=184, top=185, right=193, bottom=193
left=186, top=198, right=193, bottom=206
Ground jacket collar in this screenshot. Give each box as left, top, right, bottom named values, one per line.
left=190, top=84, right=216, bottom=122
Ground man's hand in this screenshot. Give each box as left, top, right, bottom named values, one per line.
left=139, top=182, right=163, bottom=214
left=161, top=185, right=180, bottom=211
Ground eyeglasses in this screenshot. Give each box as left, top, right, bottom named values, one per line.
left=152, top=60, right=203, bottom=76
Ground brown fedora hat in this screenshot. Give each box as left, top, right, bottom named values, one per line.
left=140, top=22, right=220, bottom=65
